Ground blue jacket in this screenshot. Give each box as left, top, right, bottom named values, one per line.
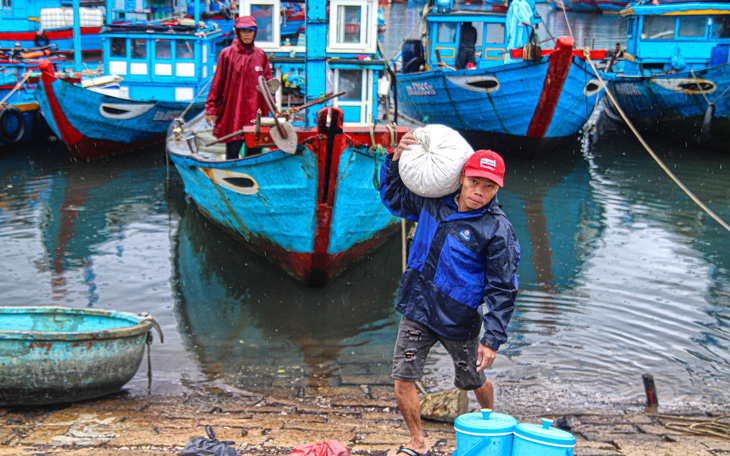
left=380, top=156, right=520, bottom=349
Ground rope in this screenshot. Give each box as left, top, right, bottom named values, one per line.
left=0, top=71, right=32, bottom=107
left=386, top=17, right=423, bottom=65
left=656, top=415, right=730, bottom=440
left=582, top=49, right=730, bottom=233
left=690, top=68, right=730, bottom=106
left=558, top=0, right=574, bottom=39
left=174, top=76, right=213, bottom=125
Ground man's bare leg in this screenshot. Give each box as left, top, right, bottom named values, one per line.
left=387, top=379, right=430, bottom=456
left=473, top=377, right=493, bottom=410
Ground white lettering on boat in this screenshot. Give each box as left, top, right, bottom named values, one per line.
left=406, top=82, right=437, bottom=96
left=613, top=84, right=642, bottom=96
left=153, top=110, right=184, bottom=122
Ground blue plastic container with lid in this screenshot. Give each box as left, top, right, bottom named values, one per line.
left=454, top=409, right=518, bottom=456
left=511, top=419, right=576, bottom=456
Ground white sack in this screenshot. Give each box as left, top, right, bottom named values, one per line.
left=398, top=125, right=474, bottom=198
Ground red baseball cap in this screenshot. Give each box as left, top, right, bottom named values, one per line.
left=463, top=150, right=505, bottom=187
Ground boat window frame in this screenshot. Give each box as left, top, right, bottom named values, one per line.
left=710, top=15, right=730, bottom=39
left=331, top=66, right=373, bottom=126
left=641, top=15, right=676, bottom=40
left=328, top=0, right=377, bottom=54
left=241, top=0, right=282, bottom=48
left=677, top=15, right=708, bottom=39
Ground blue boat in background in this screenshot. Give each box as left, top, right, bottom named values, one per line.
left=603, top=2, right=730, bottom=148
left=166, top=0, right=407, bottom=285
left=0, top=53, right=69, bottom=150
left=393, top=0, right=606, bottom=147
left=34, top=0, right=223, bottom=160
left=0, top=0, right=104, bottom=54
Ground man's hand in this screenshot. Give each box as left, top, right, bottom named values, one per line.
left=392, top=128, right=419, bottom=160
left=205, top=113, right=216, bottom=126
left=476, top=344, right=496, bottom=372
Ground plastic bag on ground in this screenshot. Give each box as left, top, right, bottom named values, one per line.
left=398, top=125, right=474, bottom=198
left=290, top=440, right=351, bottom=456
left=180, top=425, right=241, bottom=456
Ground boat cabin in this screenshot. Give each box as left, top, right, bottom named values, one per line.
left=239, top=0, right=383, bottom=127
left=402, top=0, right=533, bottom=73
left=101, top=0, right=221, bottom=102
left=620, top=2, right=730, bottom=75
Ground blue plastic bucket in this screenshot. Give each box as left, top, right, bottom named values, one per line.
left=454, top=409, right=517, bottom=456
left=512, top=419, right=576, bottom=456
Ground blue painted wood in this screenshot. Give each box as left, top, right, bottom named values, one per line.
left=171, top=146, right=320, bottom=254
left=397, top=58, right=601, bottom=138
left=0, top=306, right=155, bottom=406
left=396, top=2, right=604, bottom=140
left=329, top=146, right=397, bottom=255
left=603, top=2, right=730, bottom=147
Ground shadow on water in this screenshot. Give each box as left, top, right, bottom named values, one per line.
left=171, top=201, right=404, bottom=397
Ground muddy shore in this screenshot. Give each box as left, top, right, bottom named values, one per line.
left=1, top=386, right=729, bottom=456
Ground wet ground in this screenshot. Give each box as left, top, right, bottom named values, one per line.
left=2, top=387, right=729, bottom=456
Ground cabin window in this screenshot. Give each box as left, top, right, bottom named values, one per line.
left=337, top=5, right=362, bottom=43
left=678, top=16, right=707, bottom=38
left=251, top=3, right=275, bottom=42
left=2, top=0, right=10, bottom=7
left=329, top=0, right=375, bottom=52
left=338, top=69, right=363, bottom=100
left=711, top=16, right=730, bottom=38
left=155, top=39, right=172, bottom=59
left=485, top=23, right=505, bottom=44
left=437, top=22, right=457, bottom=43
left=176, top=40, right=194, bottom=59
left=111, top=38, right=126, bottom=57
left=131, top=38, right=147, bottom=59
left=642, top=16, right=675, bottom=40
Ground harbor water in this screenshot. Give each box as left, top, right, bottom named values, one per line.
left=1, top=4, right=729, bottom=413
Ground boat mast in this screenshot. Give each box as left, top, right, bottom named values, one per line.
left=305, top=0, right=326, bottom=127
left=73, top=0, right=82, bottom=72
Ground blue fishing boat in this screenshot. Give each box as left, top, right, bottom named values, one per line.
left=0, top=306, right=161, bottom=406
left=166, top=0, right=407, bottom=285
left=602, top=2, right=730, bottom=148
left=393, top=0, right=606, bottom=147
left=0, top=0, right=104, bottom=54
left=34, top=0, right=222, bottom=161
left=0, top=53, right=68, bottom=149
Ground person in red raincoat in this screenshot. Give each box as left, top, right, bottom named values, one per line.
left=205, top=16, right=273, bottom=159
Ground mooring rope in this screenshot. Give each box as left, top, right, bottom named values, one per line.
left=653, top=414, right=730, bottom=440
left=691, top=68, right=730, bottom=107
left=0, top=71, right=32, bottom=107
left=582, top=50, right=730, bottom=233
left=175, top=76, right=213, bottom=125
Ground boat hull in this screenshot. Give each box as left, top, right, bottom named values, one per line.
left=605, top=64, right=730, bottom=148
left=35, top=61, right=204, bottom=161
left=0, top=306, right=153, bottom=406
left=167, top=110, right=405, bottom=285
left=396, top=54, right=602, bottom=140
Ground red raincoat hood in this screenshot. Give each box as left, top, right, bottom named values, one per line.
left=235, top=16, right=257, bottom=30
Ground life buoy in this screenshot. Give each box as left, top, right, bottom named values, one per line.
left=34, top=33, right=50, bottom=48
left=0, top=107, right=26, bottom=144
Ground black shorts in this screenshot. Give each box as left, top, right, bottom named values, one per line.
left=392, top=316, right=486, bottom=390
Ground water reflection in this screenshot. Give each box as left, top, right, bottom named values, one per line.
left=171, top=202, right=403, bottom=395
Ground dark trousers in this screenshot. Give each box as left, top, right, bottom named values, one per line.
left=226, top=140, right=262, bottom=160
